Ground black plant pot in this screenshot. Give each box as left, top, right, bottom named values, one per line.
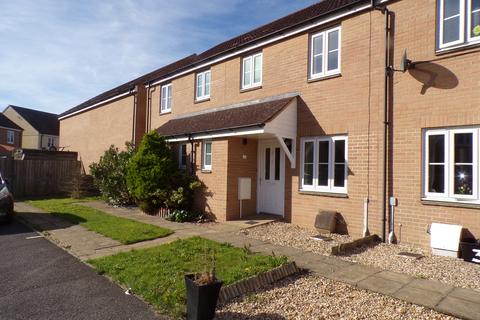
left=185, top=274, right=223, bottom=320
left=460, top=240, right=480, bottom=264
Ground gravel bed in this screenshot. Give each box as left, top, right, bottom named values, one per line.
left=243, top=222, right=480, bottom=291
left=216, top=274, right=457, bottom=320
left=242, top=222, right=352, bottom=255
left=340, top=242, right=480, bottom=291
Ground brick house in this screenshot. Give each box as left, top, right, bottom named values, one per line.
left=3, top=105, right=59, bottom=150
left=59, top=0, right=480, bottom=247
left=0, top=113, right=22, bottom=155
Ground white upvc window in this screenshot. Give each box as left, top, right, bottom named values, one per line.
left=438, top=0, right=480, bottom=49
left=310, top=26, right=341, bottom=79
left=160, top=83, right=172, bottom=113
left=241, top=53, right=262, bottom=89
left=179, top=143, right=188, bottom=170
left=300, top=135, right=348, bottom=193
left=423, top=127, right=479, bottom=202
left=47, top=136, right=56, bottom=147
left=202, top=140, right=212, bottom=171
left=196, top=70, right=211, bottom=101
left=6, top=130, right=14, bottom=144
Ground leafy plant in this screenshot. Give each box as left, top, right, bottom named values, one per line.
left=90, top=143, right=135, bottom=205
left=126, top=132, right=177, bottom=214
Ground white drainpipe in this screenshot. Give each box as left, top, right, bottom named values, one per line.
left=363, top=198, right=370, bottom=237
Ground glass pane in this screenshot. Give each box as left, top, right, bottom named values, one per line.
left=254, top=55, right=262, bottom=83
left=304, top=164, right=313, bottom=186
left=443, top=16, right=460, bottom=43
left=454, top=165, right=473, bottom=195
left=454, top=133, right=473, bottom=163
left=265, top=148, right=271, bottom=180
left=304, top=142, right=314, bottom=163
left=274, top=148, right=280, bottom=181
left=205, top=142, right=212, bottom=154
left=168, top=86, right=172, bottom=98
left=429, top=135, right=445, bottom=163
left=197, top=75, right=203, bottom=97
left=334, top=140, right=345, bottom=163
left=313, top=34, right=323, bottom=55
left=205, top=154, right=212, bottom=166
left=444, top=0, right=460, bottom=18
left=328, top=51, right=338, bottom=71
left=472, top=10, right=480, bottom=37
left=313, top=55, right=323, bottom=75
left=243, top=58, right=251, bottom=86
left=334, top=164, right=345, bottom=187
left=328, top=30, right=339, bottom=51
left=428, top=164, right=445, bottom=193
left=473, top=0, right=480, bottom=10
left=205, top=72, right=210, bottom=95
left=318, top=164, right=328, bottom=186
left=318, top=141, right=329, bottom=163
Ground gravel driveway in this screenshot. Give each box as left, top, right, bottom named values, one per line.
left=216, top=273, right=457, bottom=320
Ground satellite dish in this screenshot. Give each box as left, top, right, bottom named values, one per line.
left=399, top=49, right=412, bottom=73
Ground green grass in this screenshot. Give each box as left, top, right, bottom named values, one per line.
left=88, top=237, right=288, bottom=318
left=28, top=198, right=173, bottom=244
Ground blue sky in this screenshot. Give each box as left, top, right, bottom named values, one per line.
left=0, top=0, right=318, bottom=114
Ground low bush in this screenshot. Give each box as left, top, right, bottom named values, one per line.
left=90, top=143, right=135, bottom=205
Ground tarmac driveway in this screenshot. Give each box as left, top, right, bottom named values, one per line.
left=0, top=221, right=160, bottom=320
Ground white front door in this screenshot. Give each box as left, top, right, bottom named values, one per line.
left=257, top=139, right=285, bottom=216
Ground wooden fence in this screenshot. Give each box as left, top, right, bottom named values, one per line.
left=0, top=158, right=81, bottom=198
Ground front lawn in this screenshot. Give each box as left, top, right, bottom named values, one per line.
left=28, top=198, right=172, bottom=244
left=88, top=237, right=288, bottom=318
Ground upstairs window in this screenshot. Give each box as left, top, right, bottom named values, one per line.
left=160, top=84, right=172, bottom=113
left=300, top=135, right=348, bottom=193
left=6, top=130, right=14, bottom=144
left=242, top=53, right=262, bottom=90
left=310, top=26, right=341, bottom=79
left=424, top=127, right=479, bottom=202
left=438, top=0, right=480, bottom=49
left=196, top=70, right=211, bottom=101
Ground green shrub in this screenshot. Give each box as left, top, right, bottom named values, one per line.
left=90, top=143, right=135, bottom=205
left=166, top=209, right=203, bottom=223
left=126, top=132, right=177, bottom=214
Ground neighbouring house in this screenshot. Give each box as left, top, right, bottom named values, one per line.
left=0, top=113, right=23, bottom=156
left=3, top=105, right=60, bottom=150
left=59, top=0, right=480, bottom=248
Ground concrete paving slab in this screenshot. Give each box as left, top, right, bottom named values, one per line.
left=327, top=264, right=381, bottom=285
left=436, top=296, right=480, bottom=320
left=448, top=287, right=480, bottom=304
left=375, top=270, right=413, bottom=285
left=393, top=285, right=445, bottom=308
left=357, top=275, right=405, bottom=295
left=408, top=278, right=454, bottom=295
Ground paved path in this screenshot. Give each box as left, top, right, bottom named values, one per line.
left=17, top=201, right=480, bottom=320
left=0, top=220, right=160, bottom=320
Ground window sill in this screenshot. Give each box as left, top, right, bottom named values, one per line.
left=298, top=189, right=348, bottom=198
left=307, top=73, right=341, bottom=83
left=240, top=85, right=262, bottom=93
left=194, top=97, right=210, bottom=104
left=160, top=111, right=172, bottom=116
left=201, top=169, right=212, bottom=174
left=421, top=198, right=480, bottom=209
left=436, top=41, right=480, bottom=56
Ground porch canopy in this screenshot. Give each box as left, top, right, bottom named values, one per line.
left=156, top=94, right=298, bottom=167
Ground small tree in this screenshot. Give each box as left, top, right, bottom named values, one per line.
left=126, top=132, right=177, bottom=214
left=90, top=143, right=135, bottom=205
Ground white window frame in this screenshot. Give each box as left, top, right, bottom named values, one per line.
left=202, top=140, right=212, bottom=171
left=6, top=130, right=14, bottom=144
left=468, top=0, right=480, bottom=42
left=160, top=83, right=172, bottom=113
left=300, top=135, right=348, bottom=194
left=196, top=70, right=211, bottom=101
left=310, top=26, right=341, bottom=79
left=47, top=136, right=56, bottom=147
left=423, top=127, right=479, bottom=202
left=179, top=143, right=188, bottom=170
left=241, top=53, right=262, bottom=90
